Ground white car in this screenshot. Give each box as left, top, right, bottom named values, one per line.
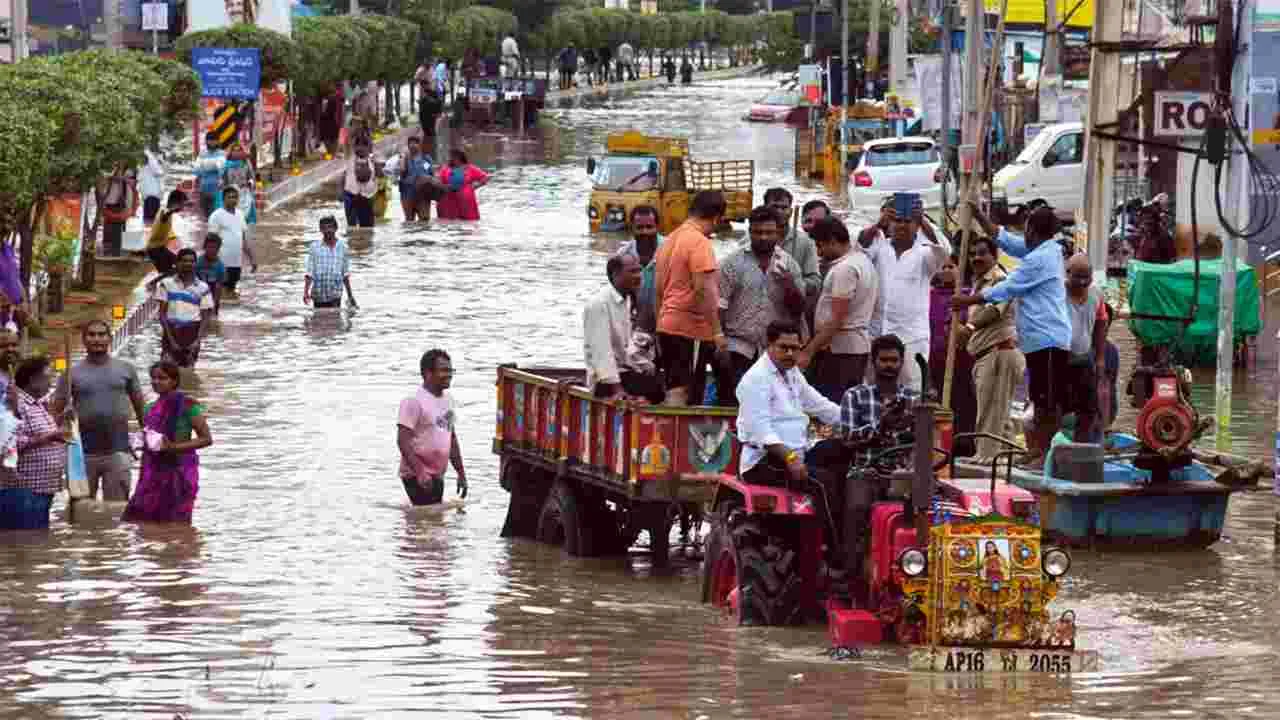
left=991, top=122, right=1085, bottom=220
left=847, top=136, right=951, bottom=213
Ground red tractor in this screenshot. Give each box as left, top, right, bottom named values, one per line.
left=700, top=359, right=1082, bottom=663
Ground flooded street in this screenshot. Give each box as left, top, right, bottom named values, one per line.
left=2, top=76, right=1279, bottom=719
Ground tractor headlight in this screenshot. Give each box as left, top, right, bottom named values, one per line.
left=588, top=206, right=599, bottom=219
left=1042, top=547, right=1071, bottom=577
left=898, top=548, right=927, bottom=577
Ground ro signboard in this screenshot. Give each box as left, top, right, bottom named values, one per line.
left=191, top=48, right=262, bottom=101
left=1154, top=91, right=1214, bottom=137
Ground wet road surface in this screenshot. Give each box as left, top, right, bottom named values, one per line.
left=1, top=76, right=1278, bottom=719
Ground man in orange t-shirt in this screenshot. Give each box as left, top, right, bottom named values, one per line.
left=654, top=191, right=727, bottom=405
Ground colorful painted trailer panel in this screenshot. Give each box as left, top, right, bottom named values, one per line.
left=494, top=366, right=740, bottom=501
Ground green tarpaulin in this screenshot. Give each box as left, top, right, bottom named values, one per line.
left=1127, top=259, right=1262, bottom=365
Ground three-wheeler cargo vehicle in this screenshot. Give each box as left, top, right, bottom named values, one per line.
left=586, top=131, right=754, bottom=233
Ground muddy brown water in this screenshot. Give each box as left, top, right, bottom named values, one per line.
left=2, top=77, right=1279, bottom=719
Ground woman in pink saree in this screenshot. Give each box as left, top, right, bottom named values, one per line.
left=436, top=149, right=490, bottom=220
left=122, top=361, right=213, bottom=524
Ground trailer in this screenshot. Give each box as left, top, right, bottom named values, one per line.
left=495, top=365, right=739, bottom=562
left=685, top=158, right=755, bottom=222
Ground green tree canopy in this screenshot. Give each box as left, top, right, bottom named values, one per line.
left=438, top=6, right=518, bottom=60
left=0, top=50, right=201, bottom=286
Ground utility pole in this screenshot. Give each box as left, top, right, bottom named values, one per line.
left=889, top=0, right=908, bottom=98
left=944, top=0, right=1006, bottom=409
left=1081, top=0, right=1122, bottom=285
left=1042, top=0, right=1058, bottom=76
left=807, top=3, right=815, bottom=50
left=867, top=0, right=881, bottom=87
left=962, top=0, right=980, bottom=149
left=1216, top=0, right=1251, bottom=452
left=104, top=0, right=122, bottom=49
left=5, top=0, right=27, bottom=62
left=350, top=0, right=360, bottom=15
left=940, top=3, right=953, bottom=232
left=1041, top=0, right=1059, bottom=122
left=840, top=0, right=849, bottom=173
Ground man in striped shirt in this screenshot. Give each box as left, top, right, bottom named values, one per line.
left=154, top=248, right=215, bottom=369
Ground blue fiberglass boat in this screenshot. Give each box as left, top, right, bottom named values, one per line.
left=953, top=434, right=1263, bottom=548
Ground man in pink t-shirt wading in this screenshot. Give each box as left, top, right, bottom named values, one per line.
left=397, top=349, right=468, bottom=505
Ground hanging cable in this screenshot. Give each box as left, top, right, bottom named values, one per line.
left=1210, top=0, right=1280, bottom=242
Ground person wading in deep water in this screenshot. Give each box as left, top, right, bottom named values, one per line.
left=304, top=216, right=358, bottom=310
left=3, top=357, right=68, bottom=530
left=397, top=349, right=468, bottom=506
left=154, top=249, right=216, bottom=369
left=121, top=360, right=213, bottom=524
left=51, top=320, right=147, bottom=503
left=436, top=150, right=490, bottom=221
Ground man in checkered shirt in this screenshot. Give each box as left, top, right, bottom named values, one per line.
left=304, top=216, right=359, bottom=309
left=1, top=357, right=68, bottom=529
left=840, top=333, right=920, bottom=470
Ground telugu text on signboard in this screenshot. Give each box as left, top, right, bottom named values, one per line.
left=191, top=48, right=262, bottom=101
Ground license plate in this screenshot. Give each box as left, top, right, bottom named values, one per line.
left=909, top=647, right=1100, bottom=674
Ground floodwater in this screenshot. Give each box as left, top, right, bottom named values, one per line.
left=2, top=76, right=1279, bottom=719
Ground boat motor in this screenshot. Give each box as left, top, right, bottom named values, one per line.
left=1133, top=363, right=1208, bottom=481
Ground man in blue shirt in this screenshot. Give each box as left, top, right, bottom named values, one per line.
left=195, top=234, right=227, bottom=312
left=194, top=133, right=226, bottom=219
left=953, top=204, right=1072, bottom=467
left=304, top=216, right=358, bottom=309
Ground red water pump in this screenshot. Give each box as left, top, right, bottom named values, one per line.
left=1131, top=365, right=1207, bottom=482
left=1135, top=372, right=1197, bottom=453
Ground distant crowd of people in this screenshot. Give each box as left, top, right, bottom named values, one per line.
left=556, top=42, right=694, bottom=90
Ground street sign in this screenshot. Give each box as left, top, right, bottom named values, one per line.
left=1154, top=91, right=1214, bottom=137
left=208, top=103, right=242, bottom=149
left=142, top=3, right=168, bottom=31
left=191, top=48, right=262, bottom=101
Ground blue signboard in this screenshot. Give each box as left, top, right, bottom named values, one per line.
left=191, top=48, right=262, bottom=101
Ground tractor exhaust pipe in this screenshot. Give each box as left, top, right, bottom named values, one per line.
left=912, top=354, right=935, bottom=542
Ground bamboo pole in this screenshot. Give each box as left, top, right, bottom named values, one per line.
left=941, top=0, right=1008, bottom=411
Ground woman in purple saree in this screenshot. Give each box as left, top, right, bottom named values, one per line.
left=122, top=361, right=213, bottom=523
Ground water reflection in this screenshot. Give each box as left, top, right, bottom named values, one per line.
left=1, top=75, right=1278, bottom=719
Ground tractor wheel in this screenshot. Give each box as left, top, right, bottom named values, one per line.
left=701, top=502, right=804, bottom=625
left=500, top=459, right=547, bottom=539
left=536, top=479, right=593, bottom=556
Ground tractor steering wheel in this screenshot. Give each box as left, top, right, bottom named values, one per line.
left=871, top=443, right=952, bottom=472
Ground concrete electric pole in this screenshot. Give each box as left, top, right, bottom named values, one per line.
left=104, top=0, right=123, bottom=49
left=867, top=0, right=881, bottom=87
left=1215, top=0, right=1252, bottom=452
left=1081, top=0, right=1122, bottom=284
left=840, top=0, right=849, bottom=172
